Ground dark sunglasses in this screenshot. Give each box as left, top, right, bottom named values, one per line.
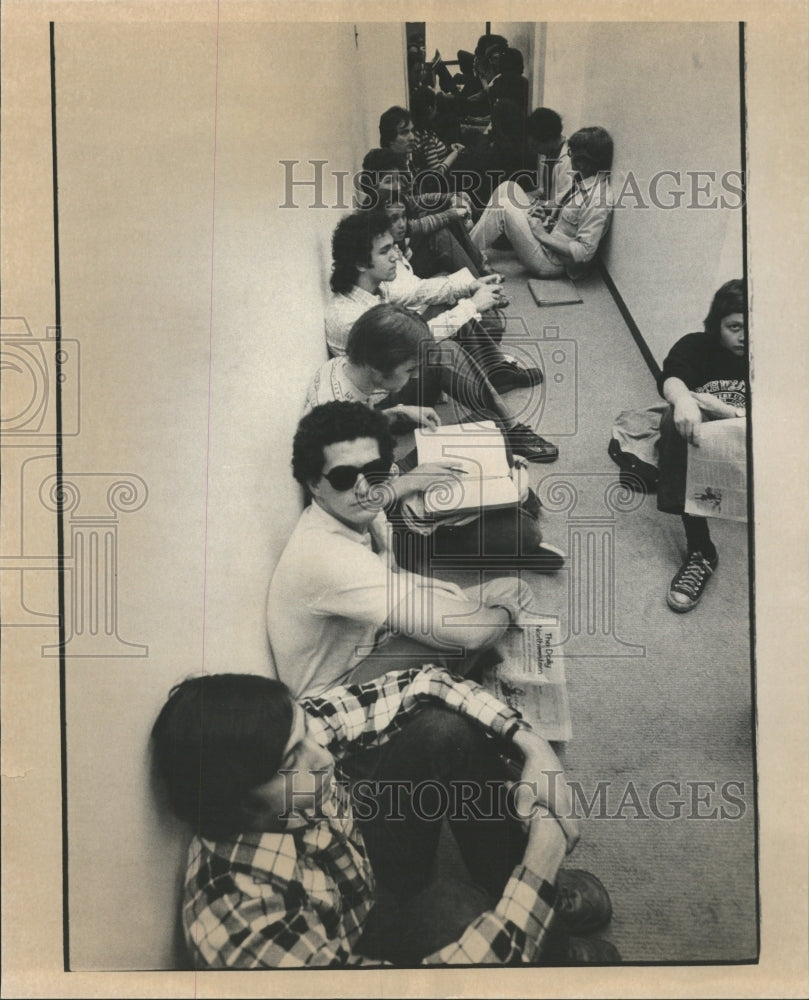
left=321, top=458, right=392, bottom=492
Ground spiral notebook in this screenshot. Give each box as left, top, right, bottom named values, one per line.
left=528, top=277, right=583, bottom=307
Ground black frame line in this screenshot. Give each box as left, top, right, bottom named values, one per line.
left=50, top=20, right=71, bottom=974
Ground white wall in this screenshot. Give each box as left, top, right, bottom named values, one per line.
left=544, top=22, right=743, bottom=367
left=43, top=17, right=406, bottom=970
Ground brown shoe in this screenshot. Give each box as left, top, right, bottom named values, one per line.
left=554, top=868, right=613, bottom=935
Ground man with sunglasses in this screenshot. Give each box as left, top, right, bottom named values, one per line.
left=267, top=401, right=537, bottom=699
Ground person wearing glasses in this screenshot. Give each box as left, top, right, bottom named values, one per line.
left=266, top=401, right=540, bottom=699
left=469, top=126, right=614, bottom=280
left=305, top=303, right=565, bottom=577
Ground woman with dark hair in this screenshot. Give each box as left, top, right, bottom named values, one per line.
left=657, top=278, right=748, bottom=612
left=469, top=125, right=615, bottom=279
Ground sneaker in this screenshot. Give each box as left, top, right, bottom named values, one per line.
left=553, top=869, right=613, bottom=935
left=550, top=935, right=622, bottom=966
left=506, top=424, right=558, bottom=463
left=666, top=550, right=718, bottom=612
left=489, top=361, right=544, bottom=391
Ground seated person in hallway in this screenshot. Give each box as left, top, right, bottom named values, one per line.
left=266, top=401, right=546, bottom=698
left=409, top=86, right=466, bottom=183
left=324, top=210, right=557, bottom=461
left=379, top=195, right=524, bottom=365
left=657, top=278, right=748, bottom=612
left=306, top=305, right=565, bottom=576
left=469, top=126, right=615, bottom=280
left=518, top=107, right=571, bottom=202
left=360, top=146, right=488, bottom=279
left=449, top=98, right=529, bottom=212
left=487, top=47, right=530, bottom=117
left=152, top=666, right=620, bottom=968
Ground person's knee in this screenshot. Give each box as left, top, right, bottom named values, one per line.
left=409, top=706, right=482, bottom=757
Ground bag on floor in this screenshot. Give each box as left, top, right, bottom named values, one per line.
left=608, top=402, right=667, bottom=492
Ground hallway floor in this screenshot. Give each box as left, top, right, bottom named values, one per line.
left=432, top=249, right=757, bottom=963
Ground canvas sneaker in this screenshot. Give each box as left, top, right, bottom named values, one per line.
left=667, top=550, right=719, bottom=612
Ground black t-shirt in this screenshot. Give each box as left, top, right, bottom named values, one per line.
left=658, top=331, right=748, bottom=409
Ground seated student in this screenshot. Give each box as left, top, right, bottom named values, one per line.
left=266, top=401, right=545, bottom=697
left=306, top=305, right=565, bottom=575
left=488, top=47, right=530, bottom=117
left=323, top=210, right=557, bottom=460
left=657, top=279, right=748, bottom=612
left=410, top=86, right=466, bottom=182
left=519, top=107, right=571, bottom=202
left=360, top=148, right=488, bottom=279
left=470, top=126, right=615, bottom=280
left=379, top=194, right=523, bottom=357
left=450, top=98, right=529, bottom=212
left=152, top=666, right=620, bottom=968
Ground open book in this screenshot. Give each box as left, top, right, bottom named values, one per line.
left=528, top=277, right=583, bottom=307
left=414, top=420, right=519, bottom=516
left=480, top=617, right=573, bottom=743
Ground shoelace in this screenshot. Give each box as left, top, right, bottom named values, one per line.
left=673, top=554, right=713, bottom=597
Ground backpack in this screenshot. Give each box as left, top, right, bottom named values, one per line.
left=608, top=403, right=668, bottom=493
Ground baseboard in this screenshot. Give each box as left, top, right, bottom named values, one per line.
left=597, top=260, right=662, bottom=383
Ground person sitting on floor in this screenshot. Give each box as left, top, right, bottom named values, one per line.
left=488, top=47, right=530, bottom=117
left=360, top=145, right=486, bottom=278
left=266, top=400, right=544, bottom=697
left=518, top=107, right=571, bottom=202
left=152, top=664, right=621, bottom=967
left=450, top=98, right=529, bottom=212
left=657, top=278, right=748, bottom=612
left=409, top=86, right=466, bottom=185
left=305, top=305, right=565, bottom=576
left=324, top=211, right=557, bottom=461
left=469, top=126, right=615, bottom=280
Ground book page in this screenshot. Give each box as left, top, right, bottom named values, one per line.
left=415, top=420, right=518, bottom=513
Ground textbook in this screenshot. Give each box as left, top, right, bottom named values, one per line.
left=414, top=420, right=519, bottom=516
left=480, top=618, right=573, bottom=743
left=528, top=277, right=583, bottom=307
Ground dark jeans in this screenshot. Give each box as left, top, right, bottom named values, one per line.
left=389, top=489, right=544, bottom=576
left=343, top=706, right=526, bottom=963
left=409, top=220, right=487, bottom=278
left=392, top=337, right=514, bottom=431
left=656, top=404, right=714, bottom=556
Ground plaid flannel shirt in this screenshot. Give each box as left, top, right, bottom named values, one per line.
left=183, top=666, right=558, bottom=968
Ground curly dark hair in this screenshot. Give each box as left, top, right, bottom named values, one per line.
left=292, top=401, right=395, bottom=488
left=151, top=673, right=294, bottom=839
left=704, top=279, right=747, bottom=337
left=330, top=211, right=392, bottom=294
left=379, top=105, right=412, bottom=147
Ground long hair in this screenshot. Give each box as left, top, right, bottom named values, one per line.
left=704, top=279, right=747, bottom=337
left=329, top=211, right=392, bottom=294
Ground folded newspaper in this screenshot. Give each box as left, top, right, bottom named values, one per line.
left=684, top=417, right=747, bottom=522
left=480, top=618, right=572, bottom=742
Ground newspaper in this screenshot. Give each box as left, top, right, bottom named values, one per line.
left=480, top=618, right=572, bottom=743
left=684, top=417, right=748, bottom=522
